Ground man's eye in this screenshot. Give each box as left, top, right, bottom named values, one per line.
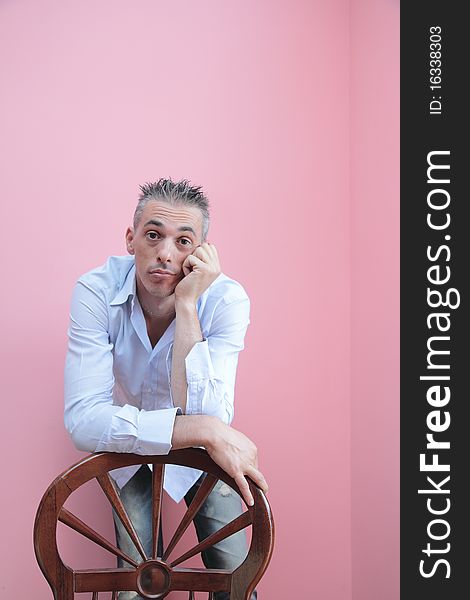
left=146, top=231, right=160, bottom=240
left=179, top=238, right=192, bottom=246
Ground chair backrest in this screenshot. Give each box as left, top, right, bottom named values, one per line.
left=34, top=448, right=274, bottom=600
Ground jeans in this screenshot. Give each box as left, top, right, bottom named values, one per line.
left=113, top=465, right=257, bottom=600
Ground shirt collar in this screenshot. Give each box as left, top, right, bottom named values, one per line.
left=110, top=263, right=137, bottom=306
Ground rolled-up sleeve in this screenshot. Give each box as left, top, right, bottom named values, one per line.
left=178, top=295, right=250, bottom=424
left=64, top=280, right=179, bottom=454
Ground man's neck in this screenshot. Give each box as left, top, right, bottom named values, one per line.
left=136, top=280, right=176, bottom=321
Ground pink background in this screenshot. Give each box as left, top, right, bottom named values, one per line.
left=0, top=1, right=399, bottom=598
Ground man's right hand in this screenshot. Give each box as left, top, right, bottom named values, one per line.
left=171, top=415, right=268, bottom=507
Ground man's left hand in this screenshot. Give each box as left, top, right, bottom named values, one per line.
left=175, top=242, right=221, bottom=306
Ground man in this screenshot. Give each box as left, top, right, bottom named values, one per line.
left=64, top=178, right=266, bottom=600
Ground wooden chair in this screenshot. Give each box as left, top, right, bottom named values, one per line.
left=34, top=448, right=274, bottom=600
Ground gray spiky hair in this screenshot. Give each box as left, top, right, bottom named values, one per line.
left=133, top=178, right=210, bottom=240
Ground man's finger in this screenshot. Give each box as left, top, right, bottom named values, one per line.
left=234, top=474, right=254, bottom=507
left=183, top=254, right=205, bottom=270
left=203, top=242, right=219, bottom=259
left=198, top=243, right=220, bottom=268
left=196, top=244, right=220, bottom=269
left=193, top=245, right=211, bottom=262
left=246, top=466, right=268, bottom=494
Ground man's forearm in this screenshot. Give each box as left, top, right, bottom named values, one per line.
left=170, top=300, right=203, bottom=413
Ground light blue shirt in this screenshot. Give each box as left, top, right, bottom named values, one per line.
left=64, top=255, right=250, bottom=502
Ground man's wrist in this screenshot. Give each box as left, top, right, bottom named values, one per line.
left=175, top=296, right=197, bottom=313
left=201, top=415, right=223, bottom=451
left=172, top=414, right=221, bottom=449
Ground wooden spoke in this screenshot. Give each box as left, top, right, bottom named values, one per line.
left=112, top=592, right=118, bottom=600
left=74, top=568, right=136, bottom=593
left=92, top=593, right=98, bottom=600
left=162, top=474, right=218, bottom=561
left=96, top=473, right=147, bottom=561
left=170, top=511, right=252, bottom=568
left=188, top=592, right=194, bottom=600
left=170, top=568, right=231, bottom=593
left=58, top=508, right=139, bottom=568
left=152, top=463, right=165, bottom=559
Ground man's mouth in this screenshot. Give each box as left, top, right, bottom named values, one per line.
left=150, top=268, right=175, bottom=276
left=148, top=268, right=177, bottom=279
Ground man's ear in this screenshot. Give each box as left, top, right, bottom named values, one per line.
left=125, top=227, right=135, bottom=255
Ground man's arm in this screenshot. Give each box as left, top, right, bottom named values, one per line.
left=64, top=279, right=179, bottom=455
left=169, top=301, right=203, bottom=414
left=170, top=293, right=249, bottom=426
left=169, top=243, right=219, bottom=413
left=170, top=243, right=249, bottom=425
left=168, top=242, right=266, bottom=505
left=169, top=298, right=263, bottom=505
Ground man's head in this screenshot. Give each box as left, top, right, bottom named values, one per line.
left=133, top=179, right=210, bottom=240
left=126, top=178, right=211, bottom=300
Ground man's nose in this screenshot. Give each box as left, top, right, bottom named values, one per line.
left=157, top=239, right=174, bottom=263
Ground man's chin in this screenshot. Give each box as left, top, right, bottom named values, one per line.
left=142, top=272, right=183, bottom=299
left=148, top=285, right=177, bottom=299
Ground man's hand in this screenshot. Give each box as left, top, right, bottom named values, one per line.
left=175, top=242, right=221, bottom=306
left=171, top=415, right=268, bottom=507
left=205, top=419, right=268, bottom=507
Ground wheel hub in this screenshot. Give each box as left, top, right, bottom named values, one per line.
left=136, top=560, right=171, bottom=599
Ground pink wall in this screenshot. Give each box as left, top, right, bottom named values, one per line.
left=350, top=1, right=400, bottom=598
left=0, top=1, right=398, bottom=598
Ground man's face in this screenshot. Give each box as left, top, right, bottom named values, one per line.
left=126, top=200, right=204, bottom=299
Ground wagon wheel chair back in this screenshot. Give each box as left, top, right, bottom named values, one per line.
left=34, top=448, right=274, bottom=600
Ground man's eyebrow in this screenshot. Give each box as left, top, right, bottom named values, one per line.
left=143, top=220, right=196, bottom=235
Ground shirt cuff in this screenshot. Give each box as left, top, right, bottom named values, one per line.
left=134, top=407, right=180, bottom=455
left=184, top=340, right=215, bottom=382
